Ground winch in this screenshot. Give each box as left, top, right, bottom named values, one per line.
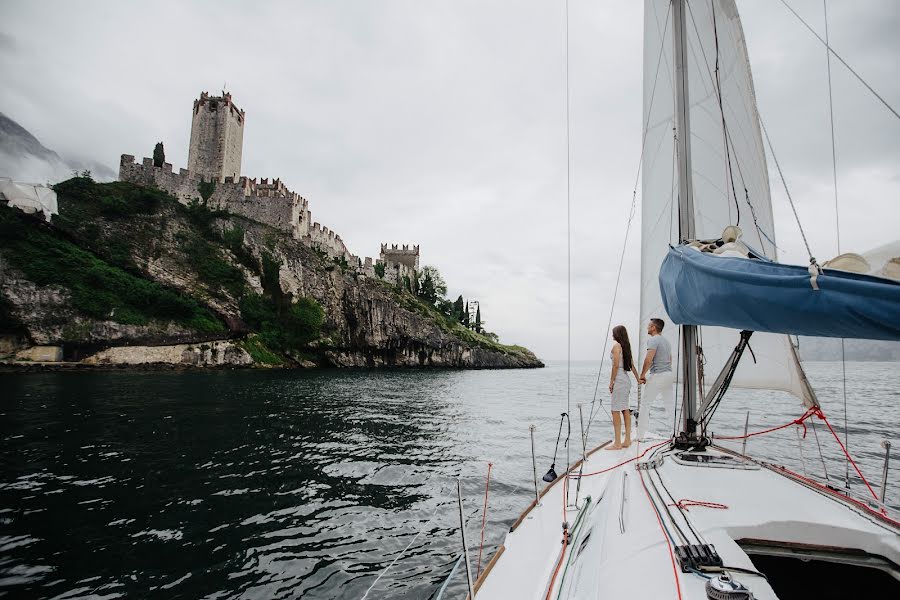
left=705, top=573, right=753, bottom=600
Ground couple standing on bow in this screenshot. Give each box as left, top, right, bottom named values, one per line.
left=605, top=318, right=674, bottom=450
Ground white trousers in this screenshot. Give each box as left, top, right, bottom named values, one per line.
left=637, top=370, right=675, bottom=439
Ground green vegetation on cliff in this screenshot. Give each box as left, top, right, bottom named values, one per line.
left=1, top=176, right=539, bottom=368
left=0, top=202, right=223, bottom=332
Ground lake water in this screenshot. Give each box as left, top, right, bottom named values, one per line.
left=1, top=361, right=897, bottom=599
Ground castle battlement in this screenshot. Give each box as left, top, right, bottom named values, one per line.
left=194, top=91, right=245, bottom=122
left=380, top=243, right=420, bottom=271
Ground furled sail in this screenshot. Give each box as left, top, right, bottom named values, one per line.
left=640, top=0, right=815, bottom=405
left=660, top=244, right=900, bottom=341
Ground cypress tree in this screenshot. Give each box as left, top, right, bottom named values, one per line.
left=464, top=301, right=471, bottom=328
left=153, top=142, right=165, bottom=167
left=475, top=305, right=482, bottom=333
left=453, top=295, right=464, bottom=323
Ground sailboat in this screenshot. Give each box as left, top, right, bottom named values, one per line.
left=453, top=1, right=900, bottom=598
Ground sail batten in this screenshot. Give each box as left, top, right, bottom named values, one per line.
left=641, top=0, right=814, bottom=405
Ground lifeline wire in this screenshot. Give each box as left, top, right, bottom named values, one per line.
left=359, top=500, right=444, bottom=600
left=822, top=0, right=850, bottom=489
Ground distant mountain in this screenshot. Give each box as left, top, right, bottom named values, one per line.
left=0, top=112, right=115, bottom=183
left=797, top=337, right=900, bottom=361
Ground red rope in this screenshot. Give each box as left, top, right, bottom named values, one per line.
left=544, top=473, right=570, bottom=600
left=668, top=499, right=729, bottom=511
left=715, top=406, right=818, bottom=441
left=716, top=406, right=880, bottom=503
left=475, top=462, right=492, bottom=579
left=815, top=409, right=879, bottom=502
left=639, top=466, right=683, bottom=600
left=578, top=440, right=670, bottom=478
left=772, top=463, right=899, bottom=526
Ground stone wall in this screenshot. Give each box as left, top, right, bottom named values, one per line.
left=120, top=155, right=304, bottom=239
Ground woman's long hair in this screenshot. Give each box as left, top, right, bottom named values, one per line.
left=612, top=325, right=634, bottom=371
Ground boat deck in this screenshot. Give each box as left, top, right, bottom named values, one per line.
left=474, top=441, right=900, bottom=600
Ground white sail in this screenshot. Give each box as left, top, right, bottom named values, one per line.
left=640, top=0, right=815, bottom=406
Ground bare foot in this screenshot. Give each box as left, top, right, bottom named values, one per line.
left=605, top=443, right=623, bottom=450
left=622, top=440, right=632, bottom=448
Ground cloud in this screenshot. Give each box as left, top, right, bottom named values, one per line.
left=0, top=0, right=897, bottom=361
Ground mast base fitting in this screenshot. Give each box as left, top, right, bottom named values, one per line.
left=673, top=433, right=711, bottom=451
left=705, top=573, right=754, bottom=600
left=674, top=543, right=723, bottom=573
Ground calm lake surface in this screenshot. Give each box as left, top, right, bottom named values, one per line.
left=2, top=361, right=898, bottom=599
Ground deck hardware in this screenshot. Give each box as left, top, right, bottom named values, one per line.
left=618, top=471, right=628, bottom=533
left=705, top=573, right=753, bottom=600
left=741, top=411, right=749, bottom=455
left=881, top=440, right=891, bottom=503
left=529, top=425, right=540, bottom=505
left=635, top=454, right=665, bottom=471
left=674, top=543, right=723, bottom=573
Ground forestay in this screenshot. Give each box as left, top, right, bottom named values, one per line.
left=640, top=0, right=814, bottom=406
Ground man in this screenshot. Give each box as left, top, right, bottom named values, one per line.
left=636, top=318, right=675, bottom=440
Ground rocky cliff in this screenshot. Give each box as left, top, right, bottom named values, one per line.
left=0, top=178, right=542, bottom=369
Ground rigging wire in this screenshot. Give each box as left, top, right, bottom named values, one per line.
left=779, top=0, right=900, bottom=122
left=758, top=118, right=816, bottom=262
left=565, top=0, right=572, bottom=478
left=684, top=1, right=775, bottom=256
left=821, top=0, right=851, bottom=490
left=708, top=1, right=741, bottom=228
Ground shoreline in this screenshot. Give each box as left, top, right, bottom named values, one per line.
left=0, top=360, right=544, bottom=373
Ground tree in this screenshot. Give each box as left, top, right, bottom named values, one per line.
left=436, top=298, right=454, bottom=316
left=452, top=295, right=464, bottom=323
left=374, top=262, right=385, bottom=279
left=475, top=305, right=482, bottom=333
left=417, top=265, right=446, bottom=305
left=464, top=301, right=471, bottom=328
left=153, top=142, right=165, bottom=167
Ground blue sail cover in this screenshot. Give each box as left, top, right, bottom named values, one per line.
left=659, top=245, right=900, bottom=341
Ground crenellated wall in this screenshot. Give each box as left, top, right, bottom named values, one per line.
left=380, top=244, right=420, bottom=270
left=120, top=155, right=306, bottom=239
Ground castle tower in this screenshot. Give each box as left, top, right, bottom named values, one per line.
left=379, top=244, right=420, bottom=270
left=187, top=91, right=245, bottom=182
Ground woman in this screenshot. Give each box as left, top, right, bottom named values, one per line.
left=606, top=325, right=639, bottom=449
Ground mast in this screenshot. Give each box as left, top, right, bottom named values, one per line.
left=672, top=0, right=700, bottom=438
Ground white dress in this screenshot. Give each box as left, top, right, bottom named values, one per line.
left=610, top=347, right=631, bottom=412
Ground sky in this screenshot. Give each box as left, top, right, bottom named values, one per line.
left=1, top=0, right=898, bottom=361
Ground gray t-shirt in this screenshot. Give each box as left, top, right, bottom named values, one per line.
left=647, top=335, right=672, bottom=373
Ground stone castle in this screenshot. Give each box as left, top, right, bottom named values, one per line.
left=119, top=91, right=417, bottom=284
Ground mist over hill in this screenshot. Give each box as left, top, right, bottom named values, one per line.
left=0, top=112, right=115, bottom=183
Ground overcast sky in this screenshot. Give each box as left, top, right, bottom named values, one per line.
left=1, top=0, right=898, bottom=361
